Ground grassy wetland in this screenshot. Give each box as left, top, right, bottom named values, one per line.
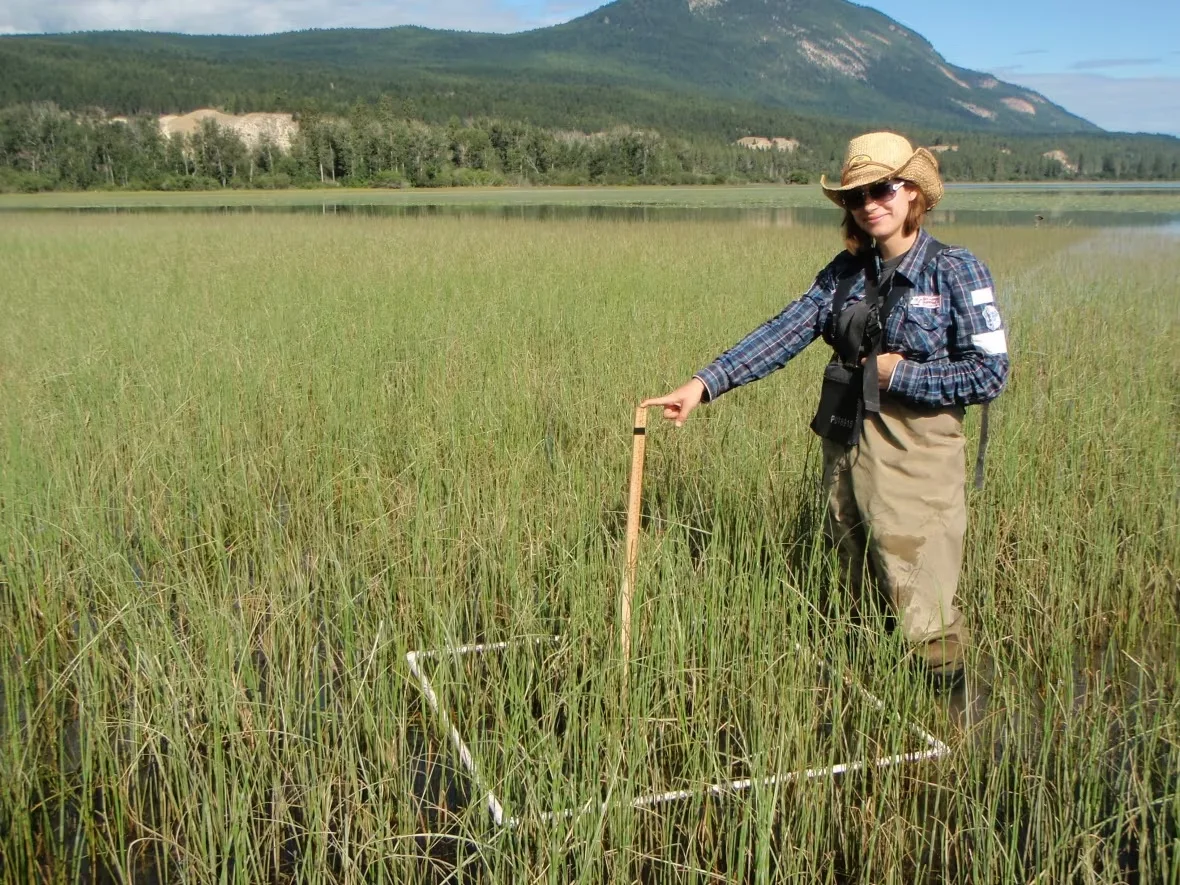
left=1, top=209, right=1177, bottom=882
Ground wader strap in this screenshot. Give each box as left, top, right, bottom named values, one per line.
left=864, top=235, right=950, bottom=413
left=861, top=258, right=883, bottom=414
left=829, top=266, right=859, bottom=333
left=878, top=270, right=906, bottom=329
left=881, top=235, right=947, bottom=327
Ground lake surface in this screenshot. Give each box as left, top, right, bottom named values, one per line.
left=43, top=202, right=1180, bottom=231
left=5, top=181, right=1179, bottom=230
left=948, top=181, right=1180, bottom=191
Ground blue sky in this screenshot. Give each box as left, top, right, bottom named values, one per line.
left=861, top=0, right=1180, bottom=136
left=3, top=0, right=1177, bottom=135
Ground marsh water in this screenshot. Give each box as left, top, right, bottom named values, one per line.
left=32, top=202, right=1180, bottom=231
left=7, top=180, right=1180, bottom=230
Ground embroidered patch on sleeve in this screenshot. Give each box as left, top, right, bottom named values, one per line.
left=909, top=294, right=940, bottom=309
left=971, top=287, right=994, bottom=306
left=971, top=330, right=1008, bottom=354
left=982, top=305, right=1003, bottom=331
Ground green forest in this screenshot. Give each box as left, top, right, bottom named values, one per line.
left=4, top=3, right=1180, bottom=192
left=2, top=100, right=1178, bottom=193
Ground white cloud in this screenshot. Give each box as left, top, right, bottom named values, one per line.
left=0, top=0, right=593, bottom=35
left=1002, top=72, right=1180, bottom=137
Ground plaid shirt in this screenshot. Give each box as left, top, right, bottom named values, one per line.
left=695, top=229, right=1009, bottom=409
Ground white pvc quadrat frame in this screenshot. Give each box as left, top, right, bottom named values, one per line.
left=406, top=637, right=950, bottom=830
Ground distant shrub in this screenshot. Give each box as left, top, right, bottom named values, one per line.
left=549, top=169, right=591, bottom=186
left=448, top=168, right=507, bottom=187
left=0, top=168, right=56, bottom=193
left=159, top=174, right=221, bottom=191
left=371, top=170, right=411, bottom=189
left=251, top=173, right=293, bottom=189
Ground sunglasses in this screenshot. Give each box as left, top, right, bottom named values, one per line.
left=839, top=179, right=906, bottom=211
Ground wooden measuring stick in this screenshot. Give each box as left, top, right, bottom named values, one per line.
left=620, top=405, right=648, bottom=686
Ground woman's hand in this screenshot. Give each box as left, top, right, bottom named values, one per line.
left=863, top=352, right=904, bottom=389
left=641, top=377, right=707, bottom=427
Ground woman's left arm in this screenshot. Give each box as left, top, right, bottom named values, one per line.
left=886, top=252, right=1010, bottom=408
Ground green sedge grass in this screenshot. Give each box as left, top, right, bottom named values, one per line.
left=1, top=213, right=1175, bottom=883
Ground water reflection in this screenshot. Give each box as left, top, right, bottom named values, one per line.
left=949, top=181, right=1180, bottom=192
left=51, top=202, right=1180, bottom=229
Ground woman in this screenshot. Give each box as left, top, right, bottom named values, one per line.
left=641, top=132, right=1009, bottom=686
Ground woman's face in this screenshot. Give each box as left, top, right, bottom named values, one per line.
left=851, top=180, right=919, bottom=242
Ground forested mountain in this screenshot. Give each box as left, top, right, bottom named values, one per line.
left=1, top=0, right=1095, bottom=135
left=3, top=0, right=1178, bottom=192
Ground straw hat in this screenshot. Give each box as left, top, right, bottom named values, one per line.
left=821, top=132, right=944, bottom=209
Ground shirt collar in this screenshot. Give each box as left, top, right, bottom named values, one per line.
left=888, top=228, right=935, bottom=286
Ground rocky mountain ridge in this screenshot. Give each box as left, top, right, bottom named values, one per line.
left=543, top=0, right=1090, bottom=131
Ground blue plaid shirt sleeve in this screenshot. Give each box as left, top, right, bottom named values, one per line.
left=887, top=249, right=1010, bottom=407
left=693, top=257, right=844, bottom=401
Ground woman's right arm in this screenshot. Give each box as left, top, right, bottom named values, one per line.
left=642, top=258, right=844, bottom=425
left=693, top=286, right=831, bottom=402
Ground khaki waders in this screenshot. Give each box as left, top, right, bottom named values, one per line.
left=821, top=396, right=969, bottom=673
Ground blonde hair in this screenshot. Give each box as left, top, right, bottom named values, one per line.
left=841, top=182, right=928, bottom=255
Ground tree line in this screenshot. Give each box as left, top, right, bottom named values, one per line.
left=1, top=101, right=1177, bottom=194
